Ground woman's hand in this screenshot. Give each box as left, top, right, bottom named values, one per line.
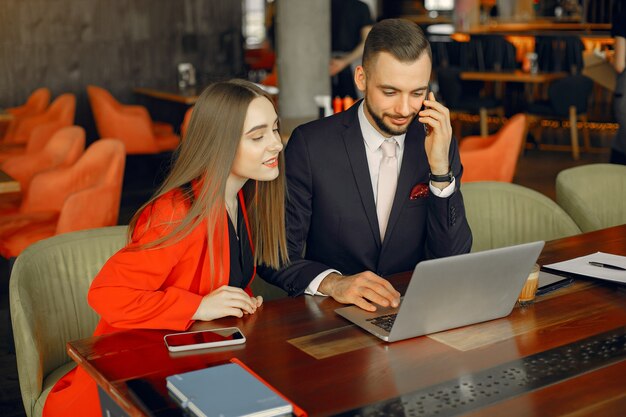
left=192, top=285, right=263, bottom=322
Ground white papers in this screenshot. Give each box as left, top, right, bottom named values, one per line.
left=544, top=252, right=626, bottom=284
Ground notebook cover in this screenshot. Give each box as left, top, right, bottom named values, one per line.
left=230, top=358, right=308, bottom=417
left=166, top=361, right=296, bottom=417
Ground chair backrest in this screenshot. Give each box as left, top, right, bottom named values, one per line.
left=535, top=35, right=584, bottom=74
left=20, top=139, right=125, bottom=218
left=10, top=94, right=76, bottom=145
left=10, top=226, right=128, bottom=417
left=462, top=182, right=581, bottom=252
left=474, top=35, right=517, bottom=71
left=437, top=67, right=463, bottom=108
left=548, top=75, right=594, bottom=116
left=1, top=126, right=85, bottom=193
left=87, top=85, right=159, bottom=153
left=3, top=88, right=51, bottom=142
left=459, top=114, right=527, bottom=182
left=55, top=139, right=126, bottom=233
left=250, top=277, right=287, bottom=301
left=25, top=117, right=76, bottom=154
left=556, top=163, right=626, bottom=232
left=8, top=88, right=51, bottom=117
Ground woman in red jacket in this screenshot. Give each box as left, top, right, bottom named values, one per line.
left=43, top=79, right=288, bottom=417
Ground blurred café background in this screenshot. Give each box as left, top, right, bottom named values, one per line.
left=0, top=1, right=622, bottom=416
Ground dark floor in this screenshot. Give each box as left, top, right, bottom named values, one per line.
left=0, top=122, right=616, bottom=417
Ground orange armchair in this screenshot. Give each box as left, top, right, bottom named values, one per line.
left=0, top=139, right=126, bottom=258
left=0, top=126, right=85, bottom=216
left=87, top=85, right=180, bottom=154
left=459, top=114, right=527, bottom=183
left=2, top=88, right=51, bottom=143
left=5, top=94, right=76, bottom=147
left=0, top=115, right=79, bottom=163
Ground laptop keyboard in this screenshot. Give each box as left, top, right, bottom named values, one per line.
left=366, top=313, right=397, bottom=332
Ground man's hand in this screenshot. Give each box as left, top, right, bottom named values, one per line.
left=319, top=272, right=401, bottom=312
left=418, top=91, right=453, bottom=186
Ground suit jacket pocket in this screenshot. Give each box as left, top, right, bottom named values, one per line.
left=405, top=198, right=428, bottom=209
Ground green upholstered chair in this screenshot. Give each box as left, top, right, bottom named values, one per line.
left=9, top=225, right=287, bottom=417
left=462, top=182, right=581, bottom=252
left=556, top=163, right=626, bottom=232
left=251, top=276, right=287, bottom=301
left=9, top=226, right=127, bottom=417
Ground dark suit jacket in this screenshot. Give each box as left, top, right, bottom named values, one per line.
left=259, top=102, right=472, bottom=295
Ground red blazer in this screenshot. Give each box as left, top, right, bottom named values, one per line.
left=44, top=187, right=255, bottom=417
left=90, top=187, right=255, bottom=333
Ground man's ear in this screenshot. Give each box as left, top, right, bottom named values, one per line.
left=354, top=65, right=366, bottom=92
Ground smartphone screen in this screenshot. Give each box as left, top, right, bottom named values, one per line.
left=164, top=327, right=245, bottom=351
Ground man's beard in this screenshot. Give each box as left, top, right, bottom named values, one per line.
left=365, top=99, right=415, bottom=137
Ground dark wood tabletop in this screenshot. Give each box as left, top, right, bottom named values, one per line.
left=68, top=224, right=626, bottom=417
left=459, top=70, right=567, bottom=84
left=0, top=169, right=20, bottom=194
left=133, top=83, right=279, bottom=106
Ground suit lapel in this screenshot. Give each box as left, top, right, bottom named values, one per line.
left=341, top=105, right=382, bottom=248
left=382, top=122, right=426, bottom=244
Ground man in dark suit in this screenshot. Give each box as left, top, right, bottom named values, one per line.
left=259, top=19, right=472, bottom=311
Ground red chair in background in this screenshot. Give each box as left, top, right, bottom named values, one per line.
left=3, top=94, right=76, bottom=147
left=1, top=88, right=51, bottom=143
left=87, top=85, right=179, bottom=154
left=0, top=139, right=126, bottom=258
left=1, top=126, right=85, bottom=197
left=0, top=114, right=81, bottom=163
left=459, top=114, right=527, bottom=183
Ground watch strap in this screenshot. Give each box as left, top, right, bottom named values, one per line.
left=429, top=170, right=454, bottom=182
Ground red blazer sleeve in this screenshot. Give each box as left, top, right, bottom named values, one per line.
left=88, top=191, right=204, bottom=331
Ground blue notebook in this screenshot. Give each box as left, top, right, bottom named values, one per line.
left=166, top=362, right=293, bottom=417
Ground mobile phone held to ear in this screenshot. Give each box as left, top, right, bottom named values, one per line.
left=164, top=327, right=246, bottom=352
left=421, top=86, right=432, bottom=136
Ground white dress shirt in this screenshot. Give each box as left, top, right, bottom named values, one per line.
left=305, top=102, right=456, bottom=295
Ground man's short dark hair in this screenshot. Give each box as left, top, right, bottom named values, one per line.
left=362, top=18, right=432, bottom=71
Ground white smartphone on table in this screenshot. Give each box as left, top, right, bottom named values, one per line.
left=164, top=327, right=246, bottom=352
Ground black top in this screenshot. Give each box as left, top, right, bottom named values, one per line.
left=612, top=2, right=626, bottom=38
left=227, top=202, right=254, bottom=289
left=331, top=0, right=373, bottom=52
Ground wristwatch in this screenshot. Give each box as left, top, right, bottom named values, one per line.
left=429, top=170, right=454, bottom=183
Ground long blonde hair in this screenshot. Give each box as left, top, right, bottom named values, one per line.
left=128, top=79, right=288, bottom=270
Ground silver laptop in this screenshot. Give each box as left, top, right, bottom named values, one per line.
left=335, top=241, right=545, bottom=342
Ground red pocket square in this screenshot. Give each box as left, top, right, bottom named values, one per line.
left=410, top=183, right=429, bottom=200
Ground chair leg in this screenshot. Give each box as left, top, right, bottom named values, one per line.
left=524, top=114, right=541, bottom=153
left=569, top=106, right=580, bottom=160
left=528, top=115, right=543, bottom=147
left=581, top=114, right=591, bottom=152
left=479, top=108, right=488, bottom=137
left=535, top=121, right=543, bottom=146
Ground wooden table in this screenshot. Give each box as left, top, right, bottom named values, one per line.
left=0, top=109, right=14, bottom=122
left=0, top=169, right=20, bottom=194
left=133, top=86, right=202, bottom=105
left=460, top=70, right=568, bottom=103
left=134, top=83, right=279, bottom=106
left=68, top=225, right=626, bottom=417
left=460, top=70, right=567, bottom=84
